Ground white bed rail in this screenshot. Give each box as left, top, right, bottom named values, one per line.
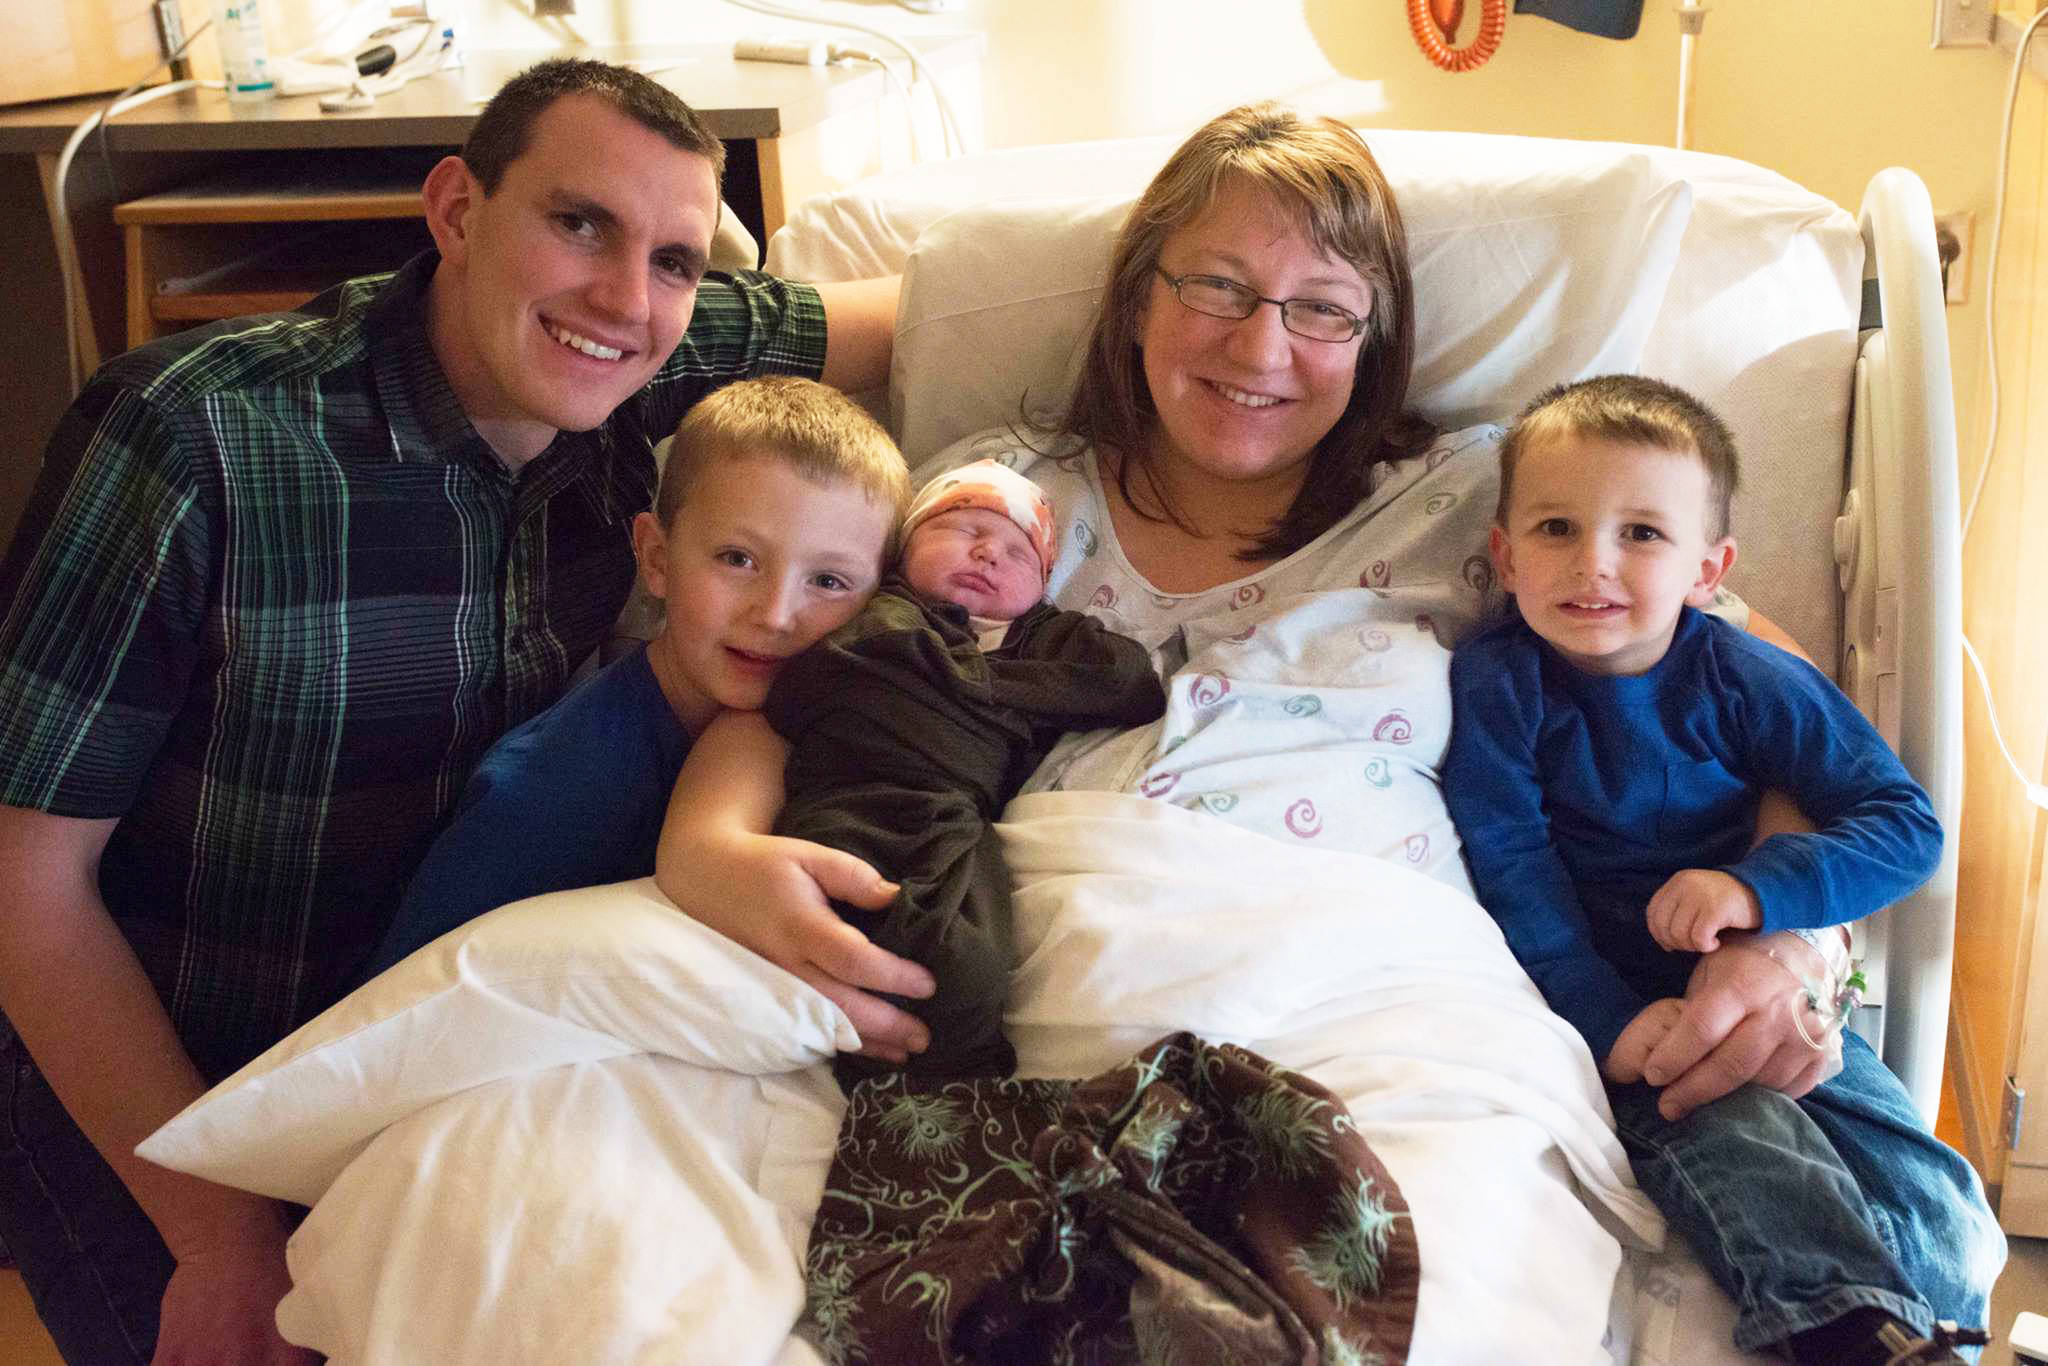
left=1840, top=167, right=1965, bottom=1124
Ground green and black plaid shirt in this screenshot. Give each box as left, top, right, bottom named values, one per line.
left=0, top=252, right=827, bottom=1077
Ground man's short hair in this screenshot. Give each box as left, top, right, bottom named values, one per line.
left=462, top=58, right=726, bottom=195
left=660, top=377, right=912, bottom=558
left=1497, top=374, right=1740, bottom=540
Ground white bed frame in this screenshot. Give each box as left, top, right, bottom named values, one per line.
left=1843, top=167, right=1965, bottom=1123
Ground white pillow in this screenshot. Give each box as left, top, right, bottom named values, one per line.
left=889, top=131, right=1695, bottom=461
left=137, top=878, right=856, bottom=1207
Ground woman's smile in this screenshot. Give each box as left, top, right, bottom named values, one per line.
left=1204, top=378, right=1286, bottom=409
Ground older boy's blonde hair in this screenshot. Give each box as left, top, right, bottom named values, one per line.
left=658, top=376, right=911, bottom=556
left=1497, top=374, right=1740, bottom=541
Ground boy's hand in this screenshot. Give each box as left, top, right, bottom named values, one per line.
left=1602, top=998, right=1684, bottom=1084
left=656, top=711, right=936, bottom=1062
left=1645, top=868, right=1761, bottom=953
left=670, top=829, right=937, bottom=1062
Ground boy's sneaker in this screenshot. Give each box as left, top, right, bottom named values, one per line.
left=1854, top=1317, right=1991, bottom=1365
left=1792, top=1310, right=1990, bottom=1366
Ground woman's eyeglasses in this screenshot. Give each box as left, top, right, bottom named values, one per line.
left=1155, top=268, right=1368, bottom=343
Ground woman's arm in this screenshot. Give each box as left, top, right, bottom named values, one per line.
left=656, top=711, right=935, bottom=1061
left=1745, top=607, right=1810, bottom=663
left=1641, top=934, right=1840, bottom=1118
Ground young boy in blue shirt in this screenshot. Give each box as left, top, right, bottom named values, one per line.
left=1442, top=375, right=2001, bottom=1365
left=360, top=376, right=909, bottom=980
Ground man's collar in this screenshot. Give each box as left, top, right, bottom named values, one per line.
left=365, top=251, right=501, bottom=470
left=362, top=250, right=651, bottom=526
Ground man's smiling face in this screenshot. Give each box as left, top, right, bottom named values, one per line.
left=426, top=92, right=719, bottom=467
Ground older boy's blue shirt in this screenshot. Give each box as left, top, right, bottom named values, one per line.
left=1441, top=606, right=1942, bottom=1062
left=361, top=643, right=693, bottom=980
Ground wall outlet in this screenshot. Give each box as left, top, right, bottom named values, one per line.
left=1935, top=210, right=1975, bottom=306
left=2013, top=1309, right=2048, bottom=1366
left=1933, top=0, right=1996, bottom=45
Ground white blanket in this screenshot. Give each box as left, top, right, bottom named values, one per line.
left=142, top=792, right=1698, bottom=1363
left=997, top=792, right=1662, bottom=1361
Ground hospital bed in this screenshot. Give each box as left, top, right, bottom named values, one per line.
left=139, top=127, right=1963, bottom=1364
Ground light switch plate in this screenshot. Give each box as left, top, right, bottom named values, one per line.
left=1934, top=0, right=1997, bottom=45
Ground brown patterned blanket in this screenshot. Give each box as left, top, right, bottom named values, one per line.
left=802, top=1031, right=1419, bottom=1364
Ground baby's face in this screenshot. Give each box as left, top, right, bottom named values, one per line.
left=1490, top=436, right=1734, bottom=676
left=899, top=507, right=1044, bottom=621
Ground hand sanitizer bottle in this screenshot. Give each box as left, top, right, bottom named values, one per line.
left=213, top=0, right=275, bottom=100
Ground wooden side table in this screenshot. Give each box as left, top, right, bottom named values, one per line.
left=114, top=164, right=429, bottom=347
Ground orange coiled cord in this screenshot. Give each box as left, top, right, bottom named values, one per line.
left=1407, top=0, right=1508, bottom=72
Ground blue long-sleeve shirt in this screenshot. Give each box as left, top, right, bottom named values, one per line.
left=1441, top=607, right=1942, bottom=1063
left=358, top=644, right=695, bottom=982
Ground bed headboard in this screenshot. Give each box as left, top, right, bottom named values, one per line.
left=768, top=133, right=1961, bottom=1120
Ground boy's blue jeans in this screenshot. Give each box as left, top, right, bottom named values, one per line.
left=1609, top=1030, right=2005, bottom=1356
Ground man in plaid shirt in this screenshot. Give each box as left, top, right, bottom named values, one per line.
left=0, top=59, right=899, bottom=1364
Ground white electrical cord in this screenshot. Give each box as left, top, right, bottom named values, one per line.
left=277, top=12, right=445, bottom=97
left=53, top=9, right=454, bottom=395
left=1673, top=1, right=1707, bottom=150
left=717, top=0, right=966, bottom=158
left=1954, top=6, right=2048, bottom=813
left=53, top=66, right=210, bottom=396
left=828, top=45, right=930, bottom=162
left=1960, top=3, right=2048, bottom=540
left=1962, top=635, right=2048, bottom=810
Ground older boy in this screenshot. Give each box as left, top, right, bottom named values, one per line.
left=1442, top=375, right=2000, bottom=1365
left=661, top=460, right=1165, bottom=1085
left=0, top=59, right=899, bottom=1363
left=364, top=376, right=910, bottom=982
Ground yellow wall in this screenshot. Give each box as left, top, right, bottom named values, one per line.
left=1955, top=68, right=2048, bottom=1179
